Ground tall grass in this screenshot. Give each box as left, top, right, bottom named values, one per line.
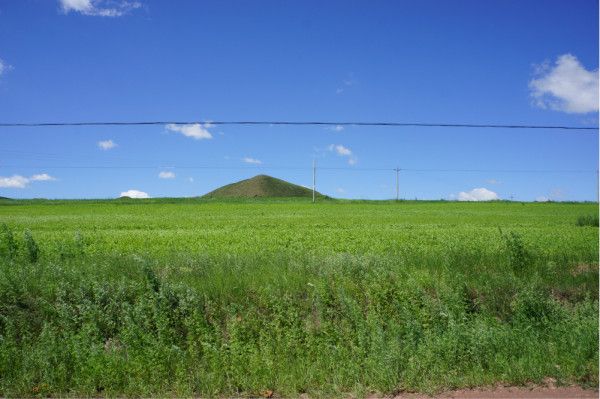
left=0, top=201, right=597, bottom=397
left=0, top=228, right=597, bottom=397
left=576, top=214, right=599, bottom=227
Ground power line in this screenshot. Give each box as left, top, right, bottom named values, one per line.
left=0, top=120, right=597, bottom=130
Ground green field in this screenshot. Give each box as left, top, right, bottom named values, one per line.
left=0, top=199, right=598, bottom=397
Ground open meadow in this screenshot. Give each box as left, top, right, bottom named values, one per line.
left=0, top=198, right=597, bottom=397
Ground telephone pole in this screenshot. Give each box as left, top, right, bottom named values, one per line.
left=312, top=159, right=316, bottom=203
left=394, top=167, right=400, bottom=201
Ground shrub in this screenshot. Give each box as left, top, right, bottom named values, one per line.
left=23, top=230, right=39, bottom=263
left=576, top=215, right=599, bottom=227
left=501, top=231, right=530, bottom=273
left=1, top=224, right=17, bottom=260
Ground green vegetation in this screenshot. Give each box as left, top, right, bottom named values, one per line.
left=203, top=174, right=326, bottom=198
left=0, top=198, right=597, bottom=397
left=576, top=214, right=599, bottom=227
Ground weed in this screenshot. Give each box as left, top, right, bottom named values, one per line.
left=23, top=230, right=39, bottom=263
left=576, top=214, right=599, bottom=227
left=501, top=230, right=530, bottom=273
left=1, top=224, right=17, bottom=260
left=0, top=199, right=596, bottom=396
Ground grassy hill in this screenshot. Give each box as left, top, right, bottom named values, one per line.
left=203, top=174, right=326, bottom=198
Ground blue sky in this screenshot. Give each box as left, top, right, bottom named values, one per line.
left=0, top=0, right=598, bottom=200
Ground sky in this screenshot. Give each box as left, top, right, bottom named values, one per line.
left=0, top=0, right=598, bottom=201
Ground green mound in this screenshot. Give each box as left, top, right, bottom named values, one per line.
left=203, top=174, right=325, bottom=198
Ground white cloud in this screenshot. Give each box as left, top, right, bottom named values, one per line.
left=242, top=157, right=262, bottom=164
left=329, top=144, right=356, bottom=165
left=329, top=144, right=352, bottom=156
left=158, top=171, right=175, bottom=179
left=59, top=0, right=141, bottom=17
left=0, top=173, right=56, bottom=188
left=0, top=175, right=30, bottom=188
left=0, top=58, right=13, bottom=77
left=60, top=0, right=93, bottom=13
left=30, top=173, right=56, bottom=181
left=486, top=178, right=500, bottom=185
left=529, top=54, right=599, bottom=114
left=535, top=196, right=550, bottom=202
left=166, top=123, right=213, bottom=140
left=336, top=187, right=346, bottom=193
left=98, top=139, right=117, bottom=150
left=119, top=189, right=149, bottom=198
left=327, top=125, right=344, bottom=132
left=457, top=187, right=499, bottom=201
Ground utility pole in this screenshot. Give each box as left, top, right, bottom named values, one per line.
left=394, top=167, right=400, bottom=201
left=312, top=159, right=316, bottom=203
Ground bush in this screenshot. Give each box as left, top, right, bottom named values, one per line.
left=501, top=231, right=530, bottom=273
left=576, top=215, right=599, bottom=227
left=0, top=224, right=17, bottom=260
left=23, top=230, right=39, bottom=263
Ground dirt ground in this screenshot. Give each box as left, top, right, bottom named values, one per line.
left=390, top=386, right=598, bottom=398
